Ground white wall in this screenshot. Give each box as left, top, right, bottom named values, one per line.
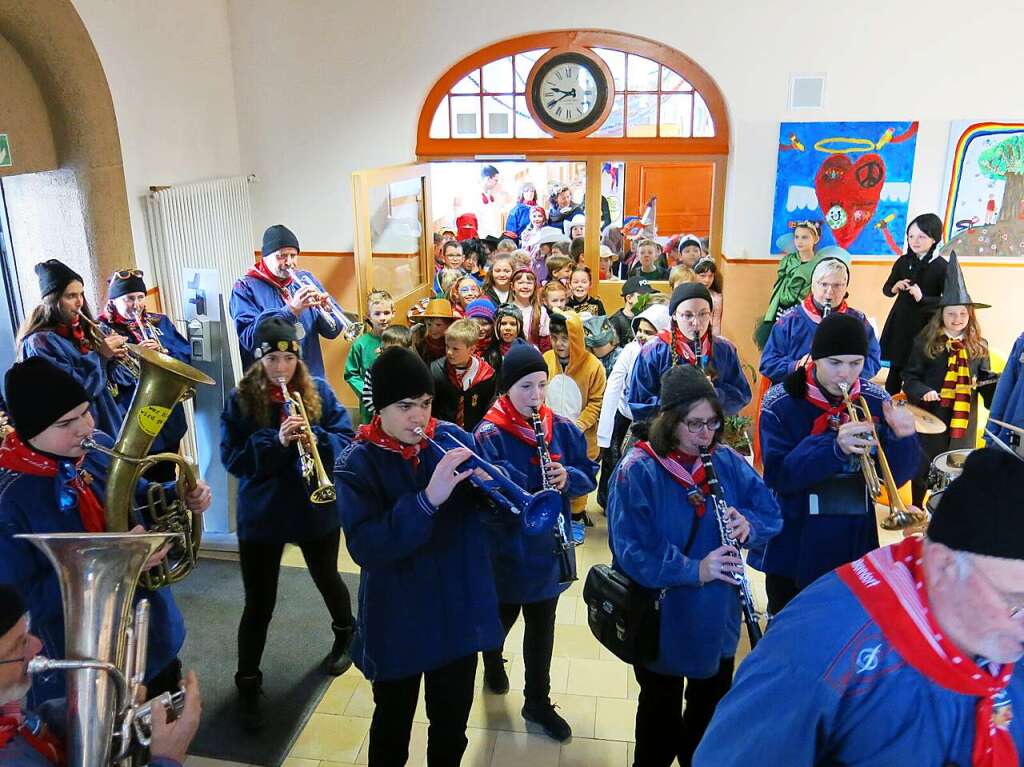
left=71, top=0, right=243, bottom=275
left=224, top=0, right=1024, bottom=258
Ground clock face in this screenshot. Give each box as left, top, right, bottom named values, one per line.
left=529, top=52, right=610, bottom=135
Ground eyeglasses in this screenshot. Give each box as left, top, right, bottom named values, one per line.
left=972, top=563, right=1024, bottom=622
left=112, top=269, right=144, bottom=280
left=683, top=418, right=721, bottom=434
left=677, top=311, right=712, bottom=322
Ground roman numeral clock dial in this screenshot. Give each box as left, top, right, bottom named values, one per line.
left=527, top=49, right=612, bottom=136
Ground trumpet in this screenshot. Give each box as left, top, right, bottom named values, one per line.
left=78, top=311, right=141, bottom=380
left=286, top=268, right=364, bottom=341
left=414, top=427, right=562, bottom=535
left=822, top=298, right=833, bottom=318
left=838, top=383, right=927, bottom=530
left=131, top=309, right=166, bottom=353
left=278, top=377, right=336, bottom=504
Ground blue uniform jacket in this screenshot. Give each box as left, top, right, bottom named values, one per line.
left=0, top=432, right=185, bottom=707
left=751, top=381, right=919, bottom=586
left=987, top=332, right=1024, bottom=449
left=505, top=203, right=533, bottom=237
left=760, top=305, right=882, bottom=384
left=103, top=313, right=192, bottom=454
left=221, top=377, right=354, bottom=543
left=629, top=335, right=751, bottom=420
left=473, top=415, right=597, bottom=605
left=229, top=270, right=341, bottom=379
left=694, top=570, right=1024, bottom=766
left=335, top=422, right=503, bottom=681
left=608, top=446, right=781, bottom=678
left=18, top=331, right=128, bottom=438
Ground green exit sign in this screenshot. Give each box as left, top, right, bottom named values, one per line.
left=0, top=134, right=10, bottom=167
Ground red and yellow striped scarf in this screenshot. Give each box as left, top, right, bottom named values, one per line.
left=939, top=336, right=972, bottom=439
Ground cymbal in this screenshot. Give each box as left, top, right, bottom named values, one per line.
left=903, top=403, right=947, bottom=434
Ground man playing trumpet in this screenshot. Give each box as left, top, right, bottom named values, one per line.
left=230, top=224, right=342, bottom=379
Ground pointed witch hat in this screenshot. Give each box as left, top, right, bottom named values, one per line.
left=938, top=251, right=990, bottom=308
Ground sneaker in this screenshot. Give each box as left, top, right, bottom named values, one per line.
left=522, top=701, right=572, bottom=742
left=483, top=657, right=510, bottom=694
left=235, top=672, right=265, bottom=733
left=571, top=520, right=585, bottom=545
left=581, top=511, right=595, bottom=528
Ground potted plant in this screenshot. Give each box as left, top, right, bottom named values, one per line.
left=723, top=415, right=753, bottom=459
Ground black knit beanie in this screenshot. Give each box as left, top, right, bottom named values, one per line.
left=659, top=364, right=716, bottom=412
left=261, top=224, right=301, bottom=258
left=810, top=312, right=867, bottom=360
left=108, top=270, right=147, bottom=300
left=669, top=283, right=713, bottom=316
left=4, top=357, right=90, bottom=440
left=35, top=259, right=83, bottom=298
left=500, top=340, right=548, bottom=392
left=928, top=448, right=1024, bottom=559
left=372, top=347, right=434, bottom=411
left=253, top=315, right=301, bottom=359
left=0, top=585, right=26, bottom=637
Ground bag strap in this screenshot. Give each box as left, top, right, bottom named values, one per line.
left=681, top=511, right=701, bottom=557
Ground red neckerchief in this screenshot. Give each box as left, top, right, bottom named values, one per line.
left=0, top=432, right=105, bottom=533
left=0, top=702, right=64, bottom=766
left=446, top=357, right=494, bottom=427
left=53, top=320, right=91, bottom=355
left=98, top=306, right=151, bottom=344
left=940, top=336, right=972, bottom=439
left=635, top=441, right=709, bottom=516
left=355, top=415, right=437, bottom=467
left=804, top=366, right=861, bottom=436
left=482, top=396, right=561, bottom=464
left=657, top=327, right=711, bottom=367
left=421, top=333, right=447, bottom=363
left=268, top=381, right=299, bottom=424
left=838, top=537, right=1018, bottom=767
left=475, top=336, right=491, bottom=356
left=499, top=339, right=515, bottom=356
left=800, top=293, right=849, bottom=324
left=246, top=259, right=293, bottom=301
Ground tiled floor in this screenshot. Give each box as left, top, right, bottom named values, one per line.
left=187, top=503, right=904, bottom=767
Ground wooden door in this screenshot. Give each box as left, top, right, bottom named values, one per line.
left=624, top=162, right=713, bottom=237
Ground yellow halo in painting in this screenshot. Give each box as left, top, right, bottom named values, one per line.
left=813, top=136, right=877, bottom=154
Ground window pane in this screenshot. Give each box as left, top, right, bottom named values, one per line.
left=661, top=66, right=693, bottom=92
left=452, top=71, right=480, bottom=94
left=482, top=57, right=514, bottom=93
left=693, top=93, right=715, bottom=137
left=369, top=178, right=424, bottom=297
left=593, top=48, right=625, bottom=91
left=659, top=93, right=693, bottom=137
left=513, top=96, right=552, bottom=138
left=450, top=95, right=481, bottom=138
left=484, top=95, right=513, bottom=138
left=429, top=96, right=449, bottom=139
left=514, top=49, right=549, bottom=91
left=626, top=54, right=659, bottom=91
left=626, top=94, right=658, bottom=137
left=589, top=94, right=624, bottom=138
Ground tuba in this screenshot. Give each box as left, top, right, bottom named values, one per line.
left=17, top=531, right=185, bottom=766
left=84, top=343, right=215, bottom=589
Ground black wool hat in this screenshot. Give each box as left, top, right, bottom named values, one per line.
left=371, top=347, right=434, bottom=411
left=107, top=270, right=147, bottom=301
left=669, top=283, right=713, bottom=316
left=5, top=357, right=90, bottom=441
left=810, top=312, right=867, bottom=360
left=261, top=224, right=301, bottom=258
left=500, top=340, right=547, bottom=392
left=928, top=448, right=1024, bottom=559
left=0, top=584, right=26, bottom=638
left=253, top=315, right=301, bottom=359
left=34, top=259, right=83, bottom=299
left=659, top=364, right=716, bottom=412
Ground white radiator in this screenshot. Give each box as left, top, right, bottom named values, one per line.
left=143, top=174, right=256, bottom=382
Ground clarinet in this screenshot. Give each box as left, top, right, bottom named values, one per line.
left=531, top=408, right=577, bottom=584
left=690, top=330, right=703, bottom=373
left=699, top=449, right=763, bottom=648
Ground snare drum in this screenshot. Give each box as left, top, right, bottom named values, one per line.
left=927, top=449, right=973, bottom=492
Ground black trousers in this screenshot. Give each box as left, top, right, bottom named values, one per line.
left=884, top=366, right=904, bottom=396
left=765, top=574, right=801, bottom=618
left=598, top=411, right=632, bottom=509
left=237, top=528, right=354, bottom=675
left=146, top=657, right=182, bottom=698
left=369, top=653, right=477, bottom=767
left=632, top=657, right=735, bottom=767
left=482, top=596, right=558, bottom=705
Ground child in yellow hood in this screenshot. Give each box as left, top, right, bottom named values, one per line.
left=544, top=310, right=606, bottom=543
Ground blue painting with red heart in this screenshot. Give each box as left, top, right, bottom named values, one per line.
left=770, top=121, right=919, bottom=256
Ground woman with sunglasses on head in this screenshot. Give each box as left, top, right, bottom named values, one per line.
left=98, top=269, right=193, bottom=482
left=609, top=365, right=780, bottom=767
left=16, top=259, right=130, bottom=438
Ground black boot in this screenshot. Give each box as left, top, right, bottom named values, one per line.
left=483, top=654, right=509, bottom=694
left=522, top=700, right=572, bottom=742
left=326, top=623, right=354, bottom=676
left=235, top=671, right=264, bottom=733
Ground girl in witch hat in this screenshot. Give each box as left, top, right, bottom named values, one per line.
left=902, top=251, right=999, bottom=507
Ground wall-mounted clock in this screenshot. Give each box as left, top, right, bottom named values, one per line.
left=525, top=48, right=614, bottom=137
